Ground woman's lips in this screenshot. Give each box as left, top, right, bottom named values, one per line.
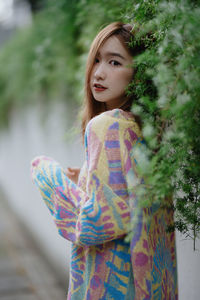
left=93, top=83, right=107, bottom=92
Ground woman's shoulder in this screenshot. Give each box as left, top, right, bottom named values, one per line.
left=87, top=108, right=135, bottom=126
left=86, top=108, right=141, bottom=135
left=102, top=108, right=135, bottom=121
left=84, top=109, right=143, bottom=155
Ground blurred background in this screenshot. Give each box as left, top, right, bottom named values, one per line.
left=0, top=0, right=199, bottom=299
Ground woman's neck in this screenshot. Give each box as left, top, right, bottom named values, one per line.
left=105, top=98, right=132, bottom=111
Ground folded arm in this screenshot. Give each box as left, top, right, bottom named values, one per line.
left=31, top=155, right=130, bottom=246
left=31, top=112, right=143, bottom=246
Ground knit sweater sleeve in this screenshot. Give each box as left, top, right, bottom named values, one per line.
left=31, top=112, right=143, bottom=246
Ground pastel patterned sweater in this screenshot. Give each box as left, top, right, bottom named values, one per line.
left=31, top=109, right=178, bottom=300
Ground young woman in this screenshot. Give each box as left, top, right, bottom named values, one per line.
left=31, top=22, right=178, bottom=300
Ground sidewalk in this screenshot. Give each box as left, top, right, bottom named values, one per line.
left=0, top=192, right=67, bottom=300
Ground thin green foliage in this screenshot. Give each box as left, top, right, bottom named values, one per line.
left=128, top=0, right=200, bottom=249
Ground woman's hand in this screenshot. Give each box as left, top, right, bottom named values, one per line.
left=65, top=167, right=80, bottom=184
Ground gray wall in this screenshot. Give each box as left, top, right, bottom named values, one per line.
left=0, top=102, right=199, bottom=299
left=0, top=101, right=84, bottom=284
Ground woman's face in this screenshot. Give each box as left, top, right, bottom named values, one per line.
left=90, top=35, right=134, bottom=110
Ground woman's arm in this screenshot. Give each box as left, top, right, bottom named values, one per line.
left=31, top=112, right=142, bottom=246
left=31, top=155, right=130, bottom=246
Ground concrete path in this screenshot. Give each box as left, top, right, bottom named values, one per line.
left=0, top=196, right=67, bottom=300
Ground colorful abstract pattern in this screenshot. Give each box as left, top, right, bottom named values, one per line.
left=31, top=108, right=178, bottom=299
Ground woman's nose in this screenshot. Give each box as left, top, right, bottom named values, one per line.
left=94, top=63, right=106, bottom=80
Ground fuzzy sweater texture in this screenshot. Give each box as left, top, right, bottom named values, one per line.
left=31, top=108, right=178, bottom=300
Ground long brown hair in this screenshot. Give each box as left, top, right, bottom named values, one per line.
left=81, top=22, right=140, bottom=139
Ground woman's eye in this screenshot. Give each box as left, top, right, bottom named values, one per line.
left=94, top=58, right=99, bottom=64
left=110, top=60, right=121, bottom=66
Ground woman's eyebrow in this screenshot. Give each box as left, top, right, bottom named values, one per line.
left=105, top=51, right=125, bottom=60
left=97, top=51, right=125, bottom=60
